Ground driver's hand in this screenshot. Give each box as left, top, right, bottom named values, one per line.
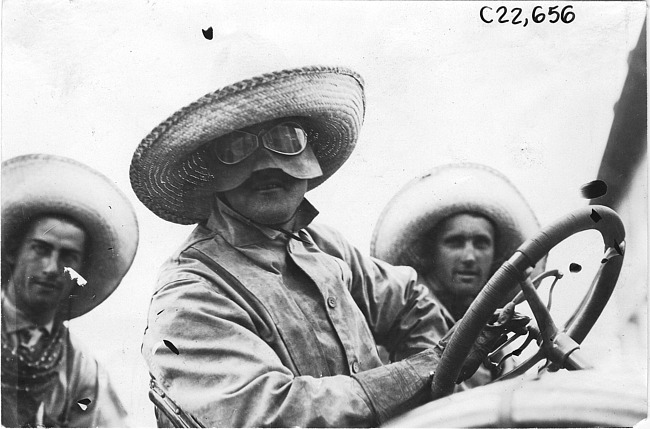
left=437, top=302, right=530, bottom=383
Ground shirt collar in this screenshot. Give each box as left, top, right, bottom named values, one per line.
left=206, top=197, right=319, bottom=247
left=1, top=289, right=55, bottom=334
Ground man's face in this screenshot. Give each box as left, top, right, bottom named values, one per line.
left=429, top=213, right=495, bottom=306
left=218, top=120, right=317, bottom=226
left=222, top=167, right=309, bottom=226
left=6, top=216, right=86, bottom=321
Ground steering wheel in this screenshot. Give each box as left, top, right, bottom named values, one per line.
left=431, top=205, right=625, bottom=400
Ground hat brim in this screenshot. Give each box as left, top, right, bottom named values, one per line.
left=1, top=154, right=139, bottom=319
left=371, top=163, right=545, bottom=276
left=130, top=65, right=365, bottom=224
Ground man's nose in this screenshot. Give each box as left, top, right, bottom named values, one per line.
left=249, top=146, right=284, bottom=172
left=42, top=254, right=62, bottom=276
left=460, top=243, right=477, bottom=262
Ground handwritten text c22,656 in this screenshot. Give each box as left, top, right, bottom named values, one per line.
left=480, top=5, right=575, bottom=27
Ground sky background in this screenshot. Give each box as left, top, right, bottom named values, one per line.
left=2, top=1, right=646, bottom=426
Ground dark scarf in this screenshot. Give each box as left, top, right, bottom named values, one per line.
left=1, top=316, right=68, bottom=427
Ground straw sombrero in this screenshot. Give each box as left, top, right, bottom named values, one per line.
left=371, top=163, right=544, bottom=275
left=130, top=65, right=365, bottom=225
left=1, top=154, right=139, bottom=319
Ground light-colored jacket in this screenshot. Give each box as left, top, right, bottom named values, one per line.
left=142, top=199, right=450, bottom=427
left=1, top=295, right=129, bottom=427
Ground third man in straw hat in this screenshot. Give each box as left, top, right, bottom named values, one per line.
left=131, top=66, right=528, bottom=427
left=371, top=163, right=544, bottom=388
left=1, top=154, right=139, bottom=427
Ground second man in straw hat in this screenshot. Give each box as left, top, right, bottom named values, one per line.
left=372, top=163, right=543, bottom=388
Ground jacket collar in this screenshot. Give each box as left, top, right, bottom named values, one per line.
left=205, top=197, right=319, bottom=247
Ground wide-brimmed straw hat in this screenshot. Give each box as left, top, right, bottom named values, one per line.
left=130, top=65, right=365, bottom=225
left=1, top=154, right=139, bottom=319
left=371, top=163, right=543, bottom=275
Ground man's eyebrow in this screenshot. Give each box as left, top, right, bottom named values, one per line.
left=443, top=232, right=492, bottom=239
left=30, top=237, right=53, bottom=246
left=61, top=247, right=83, bottom=254
left=30, top=238, right=83, bottom=254
left=463, top=234, right=491, bottom=240
left=472, top=234, right=494, bottom=243
left=442, top=233, right=465, bottom=240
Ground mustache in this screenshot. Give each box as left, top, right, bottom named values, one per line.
left=29, top=274, right=63, bottom=287
left=244, top=169, right=298, bottom=188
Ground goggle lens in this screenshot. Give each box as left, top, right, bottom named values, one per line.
left=262, top=124, right=307, bottom=155
left=215, top=133, right=258, bottom=164
left=213, top=122, right=308, bottom=165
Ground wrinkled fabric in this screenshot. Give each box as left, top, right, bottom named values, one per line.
left=142, top=199, right=450, bottom=427
left=1, top=296, right=130, bottom=428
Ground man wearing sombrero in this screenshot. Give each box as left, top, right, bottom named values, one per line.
left=372, top=163, right=543, bottom=387
left=1, top=154, right=138, bottom=427
left=131, top=66, right=526, bottom=427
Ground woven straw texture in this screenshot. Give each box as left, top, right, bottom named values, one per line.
left=1, top=154, right=139, bottom=319
left=371, top=163, right=542, bottom=274
left=130, top=65, right=365, bottom=224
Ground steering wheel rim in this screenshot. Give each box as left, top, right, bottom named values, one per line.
left=431, top=205, right=625, bottom=399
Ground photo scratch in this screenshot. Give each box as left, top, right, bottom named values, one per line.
left=41, top=224, right=56, bottom=236
left=64, top=266, right=88, bottom=287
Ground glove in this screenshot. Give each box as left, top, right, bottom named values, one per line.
left=437, top=302, right=530, bottom=383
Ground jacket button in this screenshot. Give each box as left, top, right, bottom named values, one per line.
left=327, top=296, right=338, bottom=308
left=351, top=361, right=360, bottom=373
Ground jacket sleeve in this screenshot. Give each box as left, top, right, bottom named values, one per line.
left=142, top=261, right=438, bottom=427
left=307, top=223, right=451, bottom=362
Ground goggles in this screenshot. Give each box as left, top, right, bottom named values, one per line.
left=213, top=122, right=308, bottom=165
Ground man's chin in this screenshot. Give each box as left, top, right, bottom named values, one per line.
left=451, top=279, right=483, bottom=296
left=248, top=210, right=294, bottom=227
left=23, top=300, right=59, bottom=317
